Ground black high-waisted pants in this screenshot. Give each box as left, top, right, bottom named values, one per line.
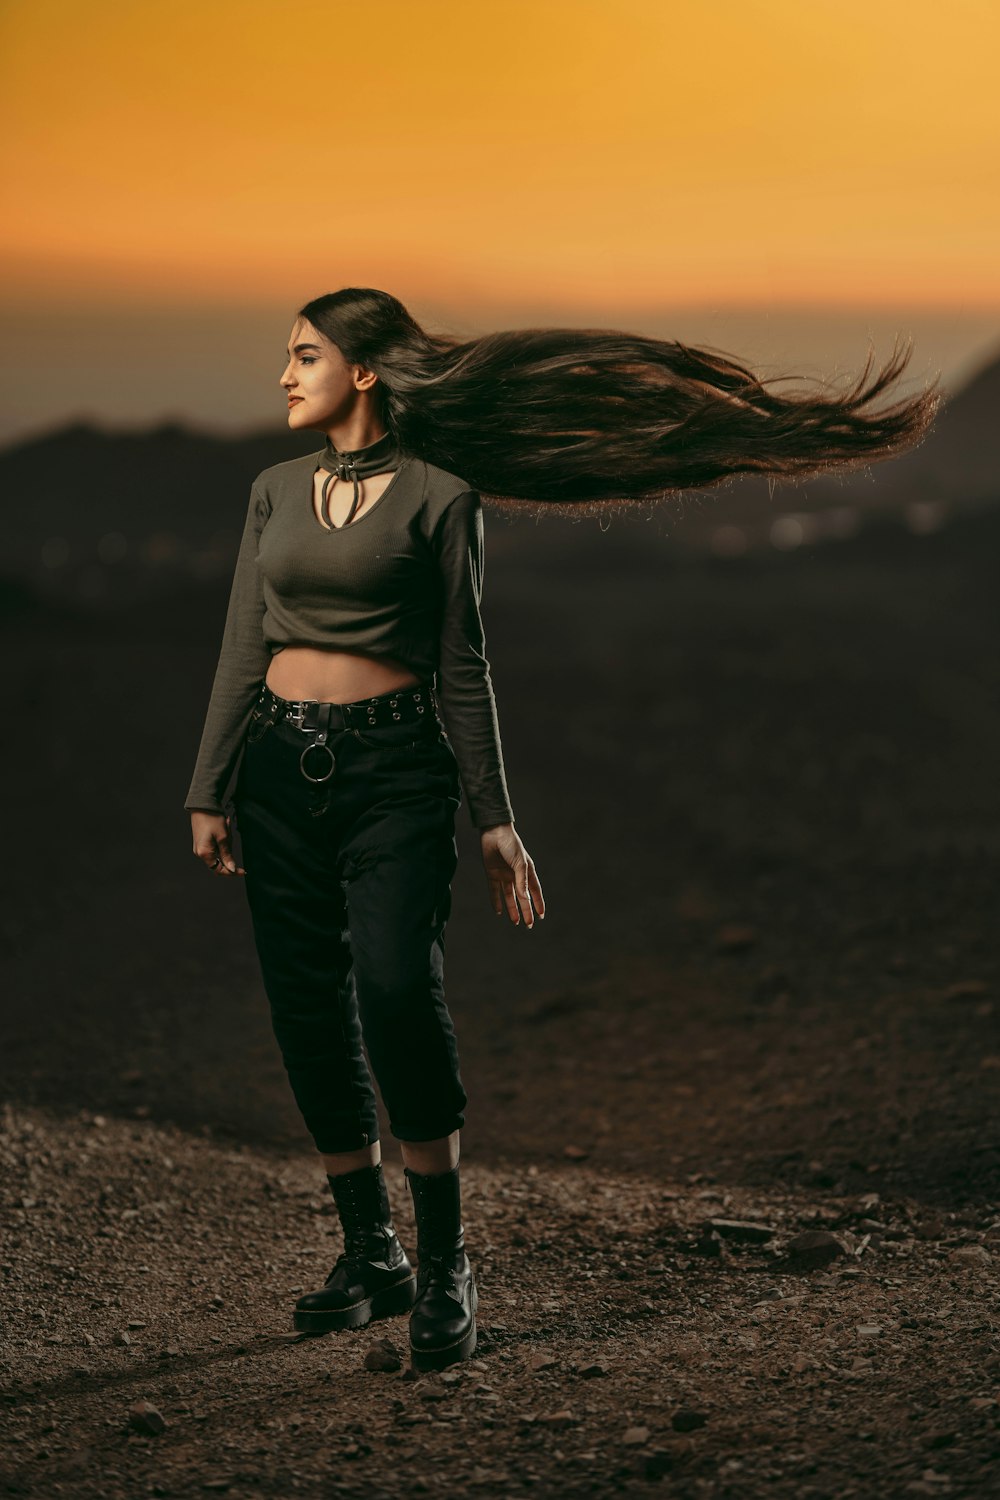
left=232, top=682, right=468, bottom=1154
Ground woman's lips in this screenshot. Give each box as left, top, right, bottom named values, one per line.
left=288, top=397, right=304, bottom=406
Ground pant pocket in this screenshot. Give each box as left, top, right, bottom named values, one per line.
left=246, top=704, right=276, bottom=744
left=350, top=719, right=440, bottom=752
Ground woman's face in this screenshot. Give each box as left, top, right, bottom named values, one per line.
left=279, top=317, right=375, bottom=430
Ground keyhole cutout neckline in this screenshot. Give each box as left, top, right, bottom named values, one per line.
left=311, top=460, right=410, bottom=533
left=311, top=429, right=407, bottom=533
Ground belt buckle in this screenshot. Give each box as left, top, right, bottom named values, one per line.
left=286, top=699, right=318, bottom=730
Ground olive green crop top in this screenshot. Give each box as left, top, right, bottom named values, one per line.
left=183, top=449, right=515, bottom=829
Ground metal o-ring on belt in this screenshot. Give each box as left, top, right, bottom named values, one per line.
left=299, top=729, right=336, bottom=784
left=254, top=682, right=436, bottom=802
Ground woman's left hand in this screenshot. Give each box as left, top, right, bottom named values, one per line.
left=480, top=824, right=545, bottom=927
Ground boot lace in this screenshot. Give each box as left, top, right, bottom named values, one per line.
left=327, top=1170, right=392, bottom=1277
left=416, top=1250, right=458, bottom=1295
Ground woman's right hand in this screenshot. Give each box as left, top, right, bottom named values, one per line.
left=190, top=811, right=246, bottom=876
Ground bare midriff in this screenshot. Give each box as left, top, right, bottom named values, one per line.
left=263, top=469, right=423, bottom=706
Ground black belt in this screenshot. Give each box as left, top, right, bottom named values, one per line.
left=250, top=680, right=438, bottom=794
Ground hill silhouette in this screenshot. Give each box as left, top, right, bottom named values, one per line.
left=1, top=342, right=997, bottom=611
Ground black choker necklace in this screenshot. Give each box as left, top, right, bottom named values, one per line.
left=318, top=430, right=404, bottom=528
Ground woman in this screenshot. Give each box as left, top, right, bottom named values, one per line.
left=185, top=287, right=939, bottom=1370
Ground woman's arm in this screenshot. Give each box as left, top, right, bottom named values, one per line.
left=430, top=489, right=515, bottom=831
left=184, top=482, right=273, bottom=816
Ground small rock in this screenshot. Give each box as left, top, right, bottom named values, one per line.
left=950, top=1244, right=991, bottom=1267
left=577, top=1362, right=609, bottom=1379
left=783, top=1230, right=846, bottom=1270
left=672, top=1408, right=708, bottom=1432
left=563, top=1145, right=589, bottom=1160
left=128, top=1399, right=166, bottom=1436
left=705, top=1218, right=776, bottom=1243
left=537, top=1409, right=575, bottom=1428
left=623, top=1426, right=650, bottom=1446
left=364, top=1337, right=402, bottom=1372
left=529, top=1352, right=557, bottom=1370
left=114, top=1331, right=131, bottom=1346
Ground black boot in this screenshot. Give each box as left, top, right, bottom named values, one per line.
left=293, top=1162, right=416, bottom=1332
left=404, top=1163, right=478, bottom=1370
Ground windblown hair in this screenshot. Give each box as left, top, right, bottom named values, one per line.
left=298, top=287, right=942, bottom=516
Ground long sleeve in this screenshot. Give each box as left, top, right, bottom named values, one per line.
left=431, top=489, right=515, bottom=830
left=183, top=483, right=273, bottom=815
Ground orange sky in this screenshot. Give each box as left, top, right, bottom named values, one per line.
left=2, top=0, right=998, bottom=311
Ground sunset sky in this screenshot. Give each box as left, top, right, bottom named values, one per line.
left=1, top=0, right=997, bottom=442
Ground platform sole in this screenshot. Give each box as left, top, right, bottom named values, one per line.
left=293, top=1273, right=417, bottom=1333
left=409, top=1321, right=477, bottom=1370
left=408, top=1282, right=479, bottom=1370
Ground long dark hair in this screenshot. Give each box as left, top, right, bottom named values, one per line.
left=298, top=287, right=942, bottom=514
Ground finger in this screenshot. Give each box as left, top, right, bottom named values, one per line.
left=513, top=856, right=534, bottom=928
left=501, top=873, right=521, bottom=925
left=485, top=855, right=513, bottom=919
left=215, top=837, right=238, bottom=876
left=527, top=863, right=546, bottom=920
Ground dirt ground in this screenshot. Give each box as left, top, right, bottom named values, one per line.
left=2, top=496, right=999, bottom=1497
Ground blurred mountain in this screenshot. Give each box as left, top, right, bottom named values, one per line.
left=0, top=343, right=997, bottom=612
left=0, top=422, right=318, bottom=610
